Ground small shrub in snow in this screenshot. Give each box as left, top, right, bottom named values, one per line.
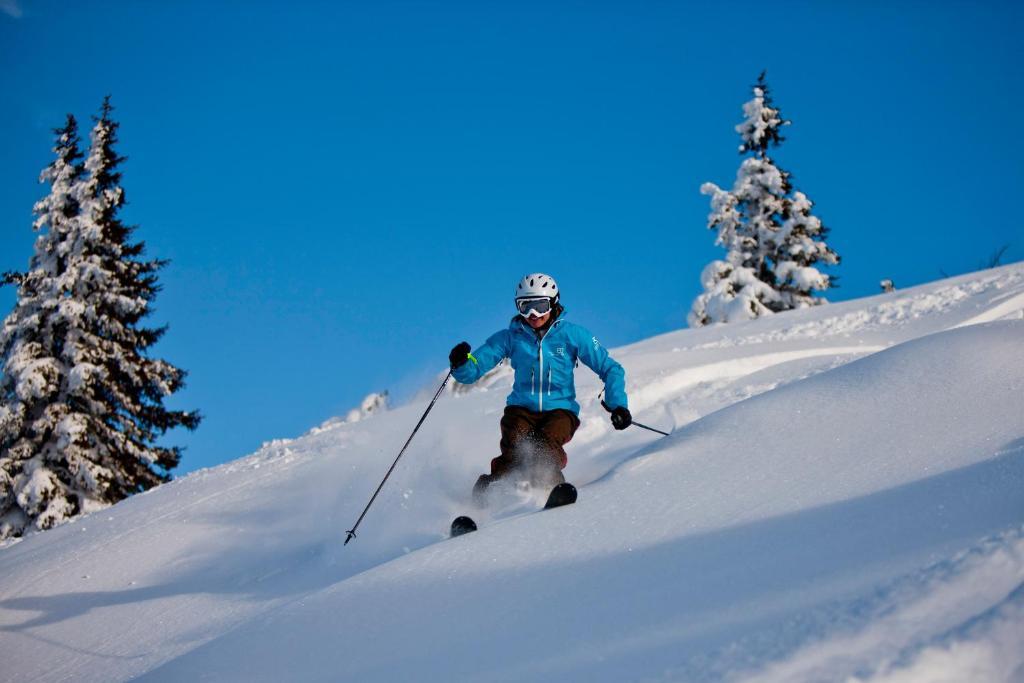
left=345, top=391, right=389, bottom=423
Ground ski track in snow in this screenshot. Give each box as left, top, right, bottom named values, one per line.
left=1, top=263, right=1023, bottom=682
left=734, top=525, right=1024, bottom=683
left=624, top=345, right=884, bottom=415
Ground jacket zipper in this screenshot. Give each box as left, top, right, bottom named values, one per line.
left=538, top=337, right=544, bottom=411
left=523, top=318, right=563, bottom=412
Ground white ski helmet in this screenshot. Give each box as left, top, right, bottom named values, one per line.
left=515, top=272, right=559, bottom=304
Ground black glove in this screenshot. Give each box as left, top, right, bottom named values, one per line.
left=449, top=341, right=471, bottom=369
left=610, top=406, right=632, bottom=431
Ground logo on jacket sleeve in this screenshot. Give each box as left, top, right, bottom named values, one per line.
left=555, top=346, right=565, bottom=356
left=592, top=336, right=601, bottom=349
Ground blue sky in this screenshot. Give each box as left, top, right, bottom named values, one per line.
left=2, top=1, right=1021, bottom=473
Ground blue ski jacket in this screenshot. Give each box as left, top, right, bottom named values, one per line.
left=453, top=308, right=628, bottom=416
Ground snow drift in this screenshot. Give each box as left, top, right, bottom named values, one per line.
left=1, top=264, right=1022, bottom=682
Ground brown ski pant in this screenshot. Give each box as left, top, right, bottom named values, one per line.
left=476, top=405, right=581, bottom=494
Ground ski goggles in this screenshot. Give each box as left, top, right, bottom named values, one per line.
left=516, top=296, right=554, bottom=318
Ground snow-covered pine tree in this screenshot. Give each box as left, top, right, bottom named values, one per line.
left=689, top=72, right=839, bottom=327
left=73, top=97, right=201, bottom=491
left=0, top=100, right=199, bottom=539
left=1, top=115, right=88, bottom=537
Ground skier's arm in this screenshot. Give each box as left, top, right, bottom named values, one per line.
left=575, top=326, right=628, bottom=409
left=451, top=330, right=509, bottom=384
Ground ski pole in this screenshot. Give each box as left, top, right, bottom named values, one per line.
left=600, top=397, right=671, bottom=437
left=344, top=371, right=453, bottom=545
left=629, top=419, right=671, bottom=437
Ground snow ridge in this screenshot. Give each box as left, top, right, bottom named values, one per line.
left=0, top=264, right=1022, bottom=683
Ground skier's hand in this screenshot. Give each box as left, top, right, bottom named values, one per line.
left=449, top=341, right=471, bottom=369
left=610, top=406, right=632, bottom=430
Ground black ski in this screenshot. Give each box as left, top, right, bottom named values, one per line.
left=449, top=482, right=578, bottom=538
left=544, top=482, right=577, bottom=509
left=450, top=515, right=477, bottom=537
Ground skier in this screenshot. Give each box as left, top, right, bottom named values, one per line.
left=449, top=273, right=632, bottom=505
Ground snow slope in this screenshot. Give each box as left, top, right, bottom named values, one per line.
left=1, top=264, right=1022, bottom=682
